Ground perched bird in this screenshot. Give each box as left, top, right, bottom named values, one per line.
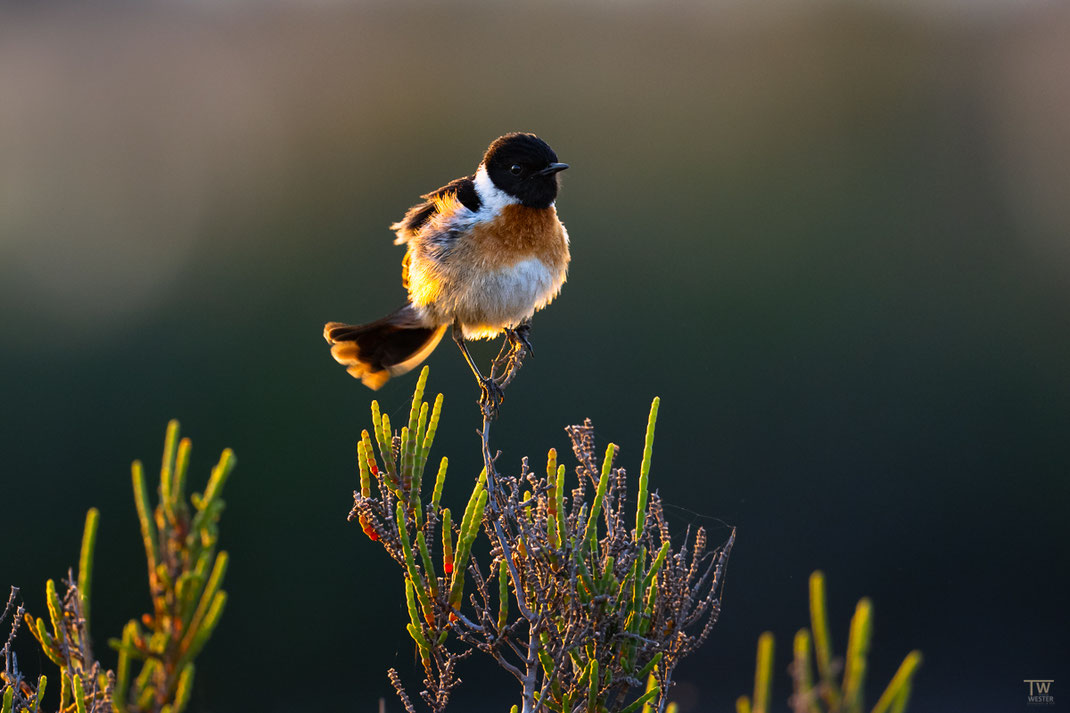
left=324, top=132, right=570, bottom=393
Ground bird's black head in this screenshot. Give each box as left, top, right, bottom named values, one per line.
left=482, top=132, right=568, bottom=208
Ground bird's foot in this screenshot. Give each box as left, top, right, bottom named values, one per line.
left=512, top=324, right=535, bottom=358
left=478, top=377, right=505, bottom=420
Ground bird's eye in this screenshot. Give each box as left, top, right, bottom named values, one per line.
left=509, top=164, right=523, bottom=176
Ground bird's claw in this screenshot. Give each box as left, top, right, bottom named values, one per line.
left=512, top=324, right=535, bottom=358
left=479, top=377, right=505, bottom=420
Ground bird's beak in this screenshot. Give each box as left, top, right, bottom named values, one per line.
left=535, top=162, right=569, bottom=176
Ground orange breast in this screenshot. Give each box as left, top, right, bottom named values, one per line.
left=463, top=205, right=570, bottom=271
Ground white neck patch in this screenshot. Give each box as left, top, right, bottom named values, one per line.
left=474, top=164, right=520, bottom=216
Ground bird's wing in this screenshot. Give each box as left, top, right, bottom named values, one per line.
left=391, top=175, right=480, bottom=245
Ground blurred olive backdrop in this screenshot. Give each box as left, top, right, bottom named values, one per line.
left=2, top=2, right=1068, bottom=712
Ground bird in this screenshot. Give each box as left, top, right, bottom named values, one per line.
left=324, top=132, right=570, bottom=396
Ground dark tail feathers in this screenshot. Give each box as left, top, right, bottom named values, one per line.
left=323, top=305, right=447, bottom=390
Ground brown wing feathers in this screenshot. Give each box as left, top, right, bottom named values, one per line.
left=323, top=306, right=446, bottom=390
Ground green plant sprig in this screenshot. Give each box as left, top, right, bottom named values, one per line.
left=12, top=421, right=232, bottom=713
left=738, top=571, right=922, bottom=713
left=110, top=422, right=235, bottom=713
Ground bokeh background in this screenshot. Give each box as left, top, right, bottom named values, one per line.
left=2, top=1, right=1068, bottom=711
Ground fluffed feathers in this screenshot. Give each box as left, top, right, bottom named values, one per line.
left=390, top=175, right=480, bottom=245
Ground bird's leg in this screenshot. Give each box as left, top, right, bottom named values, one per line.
left=491, top=332, right=519, bottom=378
left=491, top=332, right=514, bottom=374
left=452, top=319, right=504, bottom=418
left=452, top=319, right=491, bottom=384
left=492, top=323, right=533, bottom=374
left=512, top=322, right=535, bottom=358
left=489, top=324, right=531, bottom=391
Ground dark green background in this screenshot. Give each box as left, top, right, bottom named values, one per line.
left=2, top=3, right=1067, bottom=711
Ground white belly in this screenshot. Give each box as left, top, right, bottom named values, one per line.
left=456, top=258, right=564, bottom=339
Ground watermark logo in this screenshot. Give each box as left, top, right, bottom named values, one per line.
left=1024, top=679, right=1054, bottom=706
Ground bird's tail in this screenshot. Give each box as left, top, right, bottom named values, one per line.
left=324, top=305, right=447, bottom=390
